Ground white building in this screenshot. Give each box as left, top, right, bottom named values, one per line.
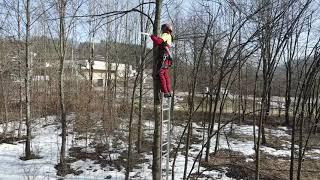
left=79, top=60, right=137, bottom=87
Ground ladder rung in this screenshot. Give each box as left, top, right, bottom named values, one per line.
left=162, top=149, right=168, bottom=153
left=162, top=150, right=169, bottom=155
left=162, top=153, right=168, bottom=157
left=162, top=142, right=168, bottom=146
left=162, top=120, right=169, bottom=123
left=162, top=108, right=170, bottom=111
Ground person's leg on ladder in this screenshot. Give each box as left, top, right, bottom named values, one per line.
left=164, top=69, right=171, bottom=94
left=159, top=68, right=168, bottom=94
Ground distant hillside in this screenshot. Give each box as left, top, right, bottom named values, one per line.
left=77, top=41, right=152, bottom=68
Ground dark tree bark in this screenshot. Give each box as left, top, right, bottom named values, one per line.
left=17, top=0, right=23, bottom=139
left=24, top=0, right=32, bottom=160
left=137, top=0, right=148, bottom=153
left=58, top=0, right=67, bottom=176
left=152, top=1, right=162, bottom=179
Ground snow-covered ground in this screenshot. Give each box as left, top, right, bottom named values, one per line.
left=0, top=116, right=62, bottom=180
left=0, top=115, right=319, bottom=179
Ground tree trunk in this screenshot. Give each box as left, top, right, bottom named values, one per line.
left=152, top=1, right=162, bottom=179
left=125, top=59, right=142, bottom=180
left=205, top=93, right=213, bottom=162
left=137, top=0, right=147, bottom=153
left=17, top=0, right=23, bottom=139
left=58, top=0, right=67, bottom=176
left=102, top=34, right=109, bottom=140
left=256, top=38, right=269, bottom=179
left=289, top=109, right=296, bottom=180
left=183, top=21, right=212, bottom=179
left=242, top=64, right=248, bottom=122
left=205, top=45, right=215, bottom=162
left=284, top=61, right=291, bottom=126
left=0, top=74, right=8, bottom=137
left=261, top=90, right=270, bottom=145
left=24, top=0, right=32, bottom=159
left=253, top=59, right=261, bottom=151
left=183, top=124, right=192, bottom=180
left=297, top=108, right=304, bottom=180
left=238, top=23, right=242, bottom=125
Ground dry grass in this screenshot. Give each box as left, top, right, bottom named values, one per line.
left=199, top=149, right=320, bottom=180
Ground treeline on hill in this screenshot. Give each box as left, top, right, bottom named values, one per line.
left=0, top=36, right=150, bottom=66
left=0, top=34, right=306, bottom=102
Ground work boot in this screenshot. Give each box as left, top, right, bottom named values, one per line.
left=164, top=93, right=171, bottom=98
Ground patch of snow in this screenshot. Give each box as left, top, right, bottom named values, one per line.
left=246, top=158, right=254, bottom=162
left=269, top=129, right=290, bottom=138
left=1, top=113, right=318, bottom=179
left=228, top=141, right=255, bottom=156
left=109, top=153, right=121, bottom=160
left=228, top=124, right=289, bottom=138
left=232, top=124, right=258, bottom=136
left=192, top=122, right=203, bottom=129
left=172, top=154, right=203, bottom=179
left=278, top=126, right=288, bottom=131
left=260, top=146, right=291, bottom=157
left=69, top=159, right=125, bottom=179
left=81, top=147, right=95, bottom=153
left=202, top=169, right=232, bottom=180
left=0, top=115, right=127, bottom=180
left=174, top=92, right=189, bottom=97
left=131, top=154, right=152, bottom=179
left=305, top=149, right=320, bottom=160
left=310, top=149, right=320, bottom=154
left=0, top=117, right=62, bottom=180
left=174, top=104, right=184, bottom=110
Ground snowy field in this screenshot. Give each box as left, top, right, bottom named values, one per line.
left=0, top=115, right=319, bottom=179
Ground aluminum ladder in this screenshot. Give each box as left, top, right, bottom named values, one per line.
left=160, top=93, right=172, bottom=180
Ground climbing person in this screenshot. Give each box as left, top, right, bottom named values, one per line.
left=150, top=23, right=174, bottom=98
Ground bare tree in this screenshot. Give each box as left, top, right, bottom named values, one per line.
left=152, top=0, right=162, bottom=179
left=137, top=0, right=150, bottom=153
left=183, top=14, right=213, bottom=180
left=255, top=0, right=313, bottom=179
left=17, top=0, right=23, bottom=139
left=0, top=63, right=8, bottom=137
left=57, top=0, right=68, bottom=176
left=24, top=0, right=32, bottom=160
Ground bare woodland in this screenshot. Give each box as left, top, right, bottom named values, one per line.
left=0, top=0, right=320, bottom=179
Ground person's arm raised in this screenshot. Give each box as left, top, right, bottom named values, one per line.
left=150, top=35, right=164, bottom=46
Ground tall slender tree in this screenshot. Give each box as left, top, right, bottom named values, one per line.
left=152, top=0, right=162, bottom=179
left=24, top=0, right=32, bottom=160
left=57, top=0, right=67, bottom=176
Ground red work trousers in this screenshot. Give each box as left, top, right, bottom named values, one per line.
left=159, top=67, right=171, bottom=94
